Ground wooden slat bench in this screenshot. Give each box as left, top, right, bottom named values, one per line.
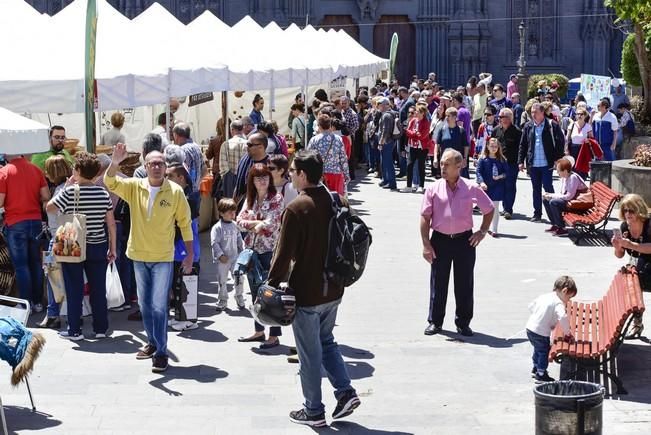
left=549, top=270, right=645, bottom=394
left=562, top=181, right=621, bottom=243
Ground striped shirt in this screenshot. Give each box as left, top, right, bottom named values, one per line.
left=53, top=185, right=112, bottom=244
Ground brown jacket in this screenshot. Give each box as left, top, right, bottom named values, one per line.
left=268, top=185, right=344, bottom=306
left=205, top=135, right=224, bottom=176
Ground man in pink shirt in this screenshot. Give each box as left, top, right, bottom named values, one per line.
left=507, top=74, right=519, bottom=100
left=420, top=149, right=494, bottom=336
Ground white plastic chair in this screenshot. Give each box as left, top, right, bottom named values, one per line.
left=0, top=295, right=37, bottom=435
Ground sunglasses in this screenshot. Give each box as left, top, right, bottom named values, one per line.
left=484, top=113, right=494, bottom=117
left=622, top=208, right=636, bottom=214
left=268, top=166, right=278, bottom=171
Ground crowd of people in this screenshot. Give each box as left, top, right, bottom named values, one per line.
left=0, top=69, right=649, bottom=426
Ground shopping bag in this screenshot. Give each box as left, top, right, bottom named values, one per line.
left=105, top=262, right=125, bottom=309
left=43, top=250, right=65, bottom=303
left=53, top=184, right=86, bottom=263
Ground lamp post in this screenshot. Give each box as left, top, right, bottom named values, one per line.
left=516, top=20, right=529, bottom=105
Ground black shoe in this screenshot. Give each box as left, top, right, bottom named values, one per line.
left=529, top=215, right=542, bottom=223
left=424, top=323, right=442, bottom=335
left=289, top=409, right=327, bottom=427
left=152, top=355, right=169, bottom=373
left=535, top=371, right=555, bottom=383
left=237, top=334, right=265, bottom=343
left=259, top=338, right=280, bottom=349
left=332, top=390, right=361, bottom=419
left=289, top=346, right=297, bottom=355
left=456, top=326, right=474, bottom=336
left=37, top=316, right=61, bottom=329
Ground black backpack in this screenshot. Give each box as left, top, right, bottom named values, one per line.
left=324, top=190, right=372, bottom=290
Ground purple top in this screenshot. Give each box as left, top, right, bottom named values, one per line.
left=456, top=105, right=472, bottom=144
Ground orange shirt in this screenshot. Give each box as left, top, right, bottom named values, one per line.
left=0, top=157, right=47, bottom=226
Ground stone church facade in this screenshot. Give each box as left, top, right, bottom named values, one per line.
left=26, top=0, right=624, bottom=87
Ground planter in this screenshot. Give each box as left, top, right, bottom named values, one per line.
left=611, top=159, right=651, bottom=206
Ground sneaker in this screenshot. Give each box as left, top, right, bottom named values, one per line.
left=152, top=355, right=169, bottom=373
left=503, top=212, right=512, bottom=220
left=168, top=319, right=181, bottom=327
left=32, top=303, right=44, bottom=314
left=529, top=215, right=542, bottom=223
left=400, top=187, right=413, bottom=193
left=417, top=187, right=425, bottom=194
left=94, top=333, right=108, bottom=339
left=289, top=409, right=327, bottom=427
left=215, top=300, right=228, bottom=312
left=412, top=186, right=418, bottom=192
left=136, top=344, right=157, bottom=360
left=378, top=181, right=388, bottom=188
left=109, top=303, right=131, bottom=312
left=531, top=367, right=537, bottom=378
left=332, top=390, right=361, bottom=420
left=37, top=316, right=61, bottom=329
left=171, top=320, right=199, bottom=331
left=545, top=225, right=559, bottom=233
left=535, top=371, right=555, bottom=383
left=59, top=331, right=84, bottom=341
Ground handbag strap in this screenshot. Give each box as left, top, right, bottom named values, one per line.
left=73, top=183, right=80, bottom=215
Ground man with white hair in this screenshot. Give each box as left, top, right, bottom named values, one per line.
left=491, top=108, right=522, bottom=219
left=420, top=149, right=494, bottom=337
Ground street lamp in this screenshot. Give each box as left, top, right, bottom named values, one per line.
left=516, top=20, right=529, bottom=104
left=517, top=20, right=526, bottom=75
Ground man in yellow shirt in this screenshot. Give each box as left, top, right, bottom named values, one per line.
left=31, top=126, right=75, bottom=171
left=105, top=143, right=193, bottom=373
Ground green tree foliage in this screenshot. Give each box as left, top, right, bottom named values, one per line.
left=527, top=74, right=569, bottom=99
left=622, top=34, right=642, bottom=87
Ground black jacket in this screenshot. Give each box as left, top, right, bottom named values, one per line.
left=518, top=118, right=565, bottom=169
left=492, top=124, right=522, bottom=165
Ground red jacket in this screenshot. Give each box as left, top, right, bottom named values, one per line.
left=405, top=117, right=433, bottom=153
left=575, top=138, right=604, bottom=174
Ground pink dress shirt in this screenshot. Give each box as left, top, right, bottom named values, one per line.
left=421, top=177, right=494, bottom=235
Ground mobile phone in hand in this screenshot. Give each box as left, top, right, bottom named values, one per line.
left=612, top=228, right=622, bottom=239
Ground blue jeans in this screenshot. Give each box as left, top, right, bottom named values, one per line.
left=45, top=239, right=60, bottom=317
left=529, top=166, right=554, bottom=217
left=292, top=298, right=355, bottom=416
left=133, top=261, right=173, bottom=357
left=4, top=220, right=44, bottom=305
left=380, top=141, right=397, bottom=188
left=527, top=329, right=551, bottom=373
left=61, top=242, right=109, bottom=335
left=369, top=146, right=380, bottom=171
left=503, top=164, right=519, bottom=214
left=543, top=197, right=567, bottom=228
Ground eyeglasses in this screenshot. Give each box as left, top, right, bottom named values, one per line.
left=247, top=141, right=264, bottom=147
left=622, top=208, right=636, bottom=214
left=52, top=135, right=66, bottom=140
left=484, top=113, right=494, bottom=117
left=498, top=115, right=509, bottom=119
left=146, top=161, right=165, bottom=168
left=492, top=89, right=500, bottom=92
left=268, top=166, right=278, bottom=171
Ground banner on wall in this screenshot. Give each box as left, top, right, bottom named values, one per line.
left=328, top=76, right=347, bottom=100
left=579, top=74, right=610, bottom=108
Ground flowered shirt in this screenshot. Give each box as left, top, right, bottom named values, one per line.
left=236, top=192, right=284, bottom=254
left=306, top=132, right=351, bottom=185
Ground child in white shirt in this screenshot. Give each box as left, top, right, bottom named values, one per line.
left=210, top=198, right=245, bottom=311
left=526, top=276, right=577, bottom=382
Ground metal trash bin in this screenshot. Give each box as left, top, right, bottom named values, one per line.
left=589, top=161, right=612, bottom=187
left=534, top=381, right=604, bottom=435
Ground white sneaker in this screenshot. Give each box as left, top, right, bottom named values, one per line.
left=94, top=333, right=108, bottom=339
left=171, top=321, right=198, bottom=331
left=59, top=331, right=84, bottom=341
left=412, top=186, right=418, bottom=192
left=400, top=187, right=413, bottom=193
left=167, top=319, right=182, bottom=327
left=417, top=187, right=425, bottom=194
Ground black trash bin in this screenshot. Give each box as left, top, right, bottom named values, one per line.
left=589, top=161, right=612, bottom=187
left=534, top=381, right=604, bottom=435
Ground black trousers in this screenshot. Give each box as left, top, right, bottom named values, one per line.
left=407, top=147, right=427, bottom=188
left=427, top=231, right=476, bottom=328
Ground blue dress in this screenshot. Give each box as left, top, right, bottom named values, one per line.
left=477, top=157, right=508, bottom=201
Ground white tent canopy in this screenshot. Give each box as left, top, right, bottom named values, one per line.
left=0, top=0, right=388, bottom=114
left=0, top=107, right=50, bottom=154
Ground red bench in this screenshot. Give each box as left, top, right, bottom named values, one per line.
left=549, top=270, right=645, bottom=394
left=562, top=181, right=621, bottom=243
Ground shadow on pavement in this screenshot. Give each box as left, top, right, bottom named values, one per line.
left=174, top=320, right=228, bottom=343
left=251, top=344, right=292, bottom=356
left=344, top=361, right=375, bottom=380
left=149, top=364, right=229, bottom=396
left=314, top=421, right=414, bottom=434
left=1, top=407, right=61, bottom=434
left=494, top=233, right=528, bottom=240
left=71, top=334, right=142, bottom=354
left=339, top=344, right=375, bottom=360
left=439, top=330, right=528, bottom=348
left=609, top=341, right=651, bottom=404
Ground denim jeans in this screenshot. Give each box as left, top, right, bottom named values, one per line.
left=115, top=221, right=135, bottom=304
left=380, top=141, right=397, bottom=188
left=503, top=164, right=519, bottom=214
left=369, top=146, right=380, bottom=172
left=4, top=220, right=44, bottom=306
left=543, top=197, right=567, bottom=228
left=292, top=298, right=355, bottom=416
left=45, top=239, right=60, bottom=317
left=62, top=241, right=109, bottom=335
left=407, top=148, right=427, bottom=188
left=527, top=329, right=551, bottom=373
left=529, top=166, right=554, bottom=217
left=133, top=261, right=173, bottom=357
left=248, top=251, right=281, bottom=337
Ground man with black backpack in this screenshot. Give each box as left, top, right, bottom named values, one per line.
left=267, top=150, right=361, bottom=428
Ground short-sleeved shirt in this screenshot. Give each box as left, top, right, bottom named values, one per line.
left=0, top=157, right=47, bottom=226
left=420, top=177, right=494, bottom=235
left=53, top=185, right=112, bottom=244
left=31, top=149, right=75, bottom=171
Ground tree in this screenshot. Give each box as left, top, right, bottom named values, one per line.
left=621, top=34, right=642, bottom=87
left=605, top=0, right=651, bottom=119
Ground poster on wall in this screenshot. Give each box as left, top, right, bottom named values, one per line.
left=580, top=74, right=611, bottom=108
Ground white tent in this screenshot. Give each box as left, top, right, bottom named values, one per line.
left=0, top=107, right=50, bottom=154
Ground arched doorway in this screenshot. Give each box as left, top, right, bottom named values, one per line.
left=373, top=15, right=415, bottom=85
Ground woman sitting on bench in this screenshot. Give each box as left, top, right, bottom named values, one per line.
left=542, top=156, right=587, bottom=237
left=612, top=193, right=651, bottom=338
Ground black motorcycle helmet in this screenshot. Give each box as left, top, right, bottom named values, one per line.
left=250, top=283, right=296, bottom=327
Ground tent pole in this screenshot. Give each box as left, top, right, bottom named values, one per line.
left=222, top=91, right=228, bottom=139
left=269, top=70, right=275, bottom=121
left=166, top=68, right=172, bottom=145
left=304, top=69, right=309, bottom=145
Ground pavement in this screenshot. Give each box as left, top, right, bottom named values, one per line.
left=1, top=167, right=650, bottom=434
